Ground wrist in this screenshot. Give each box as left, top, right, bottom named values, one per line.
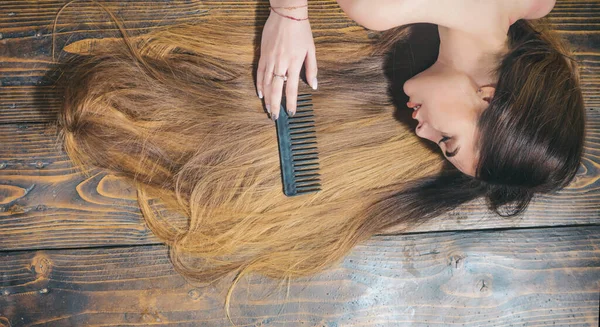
left=270, top=0, right=308, bottom=6
left=269, top=1, right=309, bottom=21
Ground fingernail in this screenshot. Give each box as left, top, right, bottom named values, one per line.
left=288, top=109, right=295, bottom=117
left=266, top=104, right=271, bottom=113
left=258, top=90, right=263, bottom=99
left=312, top=78, right=318, bottom=90
left=272, top=113, right=278, bottom=121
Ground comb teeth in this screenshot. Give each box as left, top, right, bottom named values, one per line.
left=275, top=94, right=321, bottom=196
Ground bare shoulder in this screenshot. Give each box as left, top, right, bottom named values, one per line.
left=337, top=0, right=555, bottom=33
left=522, top=0, right=556, bottom=20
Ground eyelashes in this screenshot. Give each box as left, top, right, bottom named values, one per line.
left=445, top=147, right=459, bottom=158
left=438, top=135, right=459, bottom=158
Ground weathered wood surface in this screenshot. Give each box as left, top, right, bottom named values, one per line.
left=1, top=226, right=599, bottom=327
left=0, top=0, right=599, bottom=250
left=0, top=0, right=209, bottom=124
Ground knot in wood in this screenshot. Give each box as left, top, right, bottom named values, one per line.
left=448, top=253, right=466, bottom=269
left=8, top=204, right=24, bottom=215
left=187, top=288, right=203, bottom=300
left=31, top=253, right=52, bottom=277
left=476, top=278, right=492, bottom=294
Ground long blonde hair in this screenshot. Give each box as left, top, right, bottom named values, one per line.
left=57, top=16, right=443, bottom=284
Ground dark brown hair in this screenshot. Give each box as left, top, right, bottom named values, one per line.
left=477, top=19, right=585, bottom=214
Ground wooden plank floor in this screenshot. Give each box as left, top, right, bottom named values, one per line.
left=2, top=227, right=599, bottom=326
left=1, top=1, right=599, bottom=326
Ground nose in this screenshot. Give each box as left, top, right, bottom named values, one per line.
left=403, top=79, right=414, bottom=96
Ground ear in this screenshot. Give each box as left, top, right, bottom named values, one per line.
left=477, top=85, right=496, bottom=103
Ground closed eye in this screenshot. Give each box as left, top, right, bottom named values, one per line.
left=445, top=147, right=460, bottom=157
left=438, top=135, right=460, bottom=158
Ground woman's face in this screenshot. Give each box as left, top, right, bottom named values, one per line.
left=403, top=61, right=490, bottom=176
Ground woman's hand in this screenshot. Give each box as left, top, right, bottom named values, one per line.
left=257, top=1, right=318, bottom=120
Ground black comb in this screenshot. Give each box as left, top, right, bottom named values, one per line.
left=275, top=93, right=321, bottom=196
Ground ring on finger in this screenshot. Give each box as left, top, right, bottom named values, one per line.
left=273, top=72, right=288, bottom=82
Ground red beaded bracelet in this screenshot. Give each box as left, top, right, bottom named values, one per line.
left=270, top=6, right=309, bottom=21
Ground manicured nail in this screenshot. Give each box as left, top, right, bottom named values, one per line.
left=287, top=109, right=295, bottom=117
left=266, top=104, right=271, bottom=113
left=258, top=90, right=263, bottom=99
left=312, top=78, right=318, bottom=90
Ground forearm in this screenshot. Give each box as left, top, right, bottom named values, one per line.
left=270, top=0, right=307, bottom=5
left=337, top=0, right=413, bottom=31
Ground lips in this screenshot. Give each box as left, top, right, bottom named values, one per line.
left=412, top=109, right=419, bottom=119
left=407, top=101, right=419, bottom=108
left=407, top=101, right=422, bottom=119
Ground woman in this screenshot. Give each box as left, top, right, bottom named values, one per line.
left=57, top=0, right=583, bottom=286
left=258, top=0, right=584, bottom=213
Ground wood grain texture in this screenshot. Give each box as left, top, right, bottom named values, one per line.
left=0, top=86, right=60, bottom=123
left=1, top=226, right=598, bottom=326
left=548, top=0, right=600, bottom=32
left=0, top=0, right=208, bottom=124
left=0, top=122, right=170, bottom=250
left=0, top=0, right=208, bottom=86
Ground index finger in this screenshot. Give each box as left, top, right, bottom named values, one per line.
left=269, top=70, right=287, bottom=121
left=256, top=58, right=266, bottom=99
